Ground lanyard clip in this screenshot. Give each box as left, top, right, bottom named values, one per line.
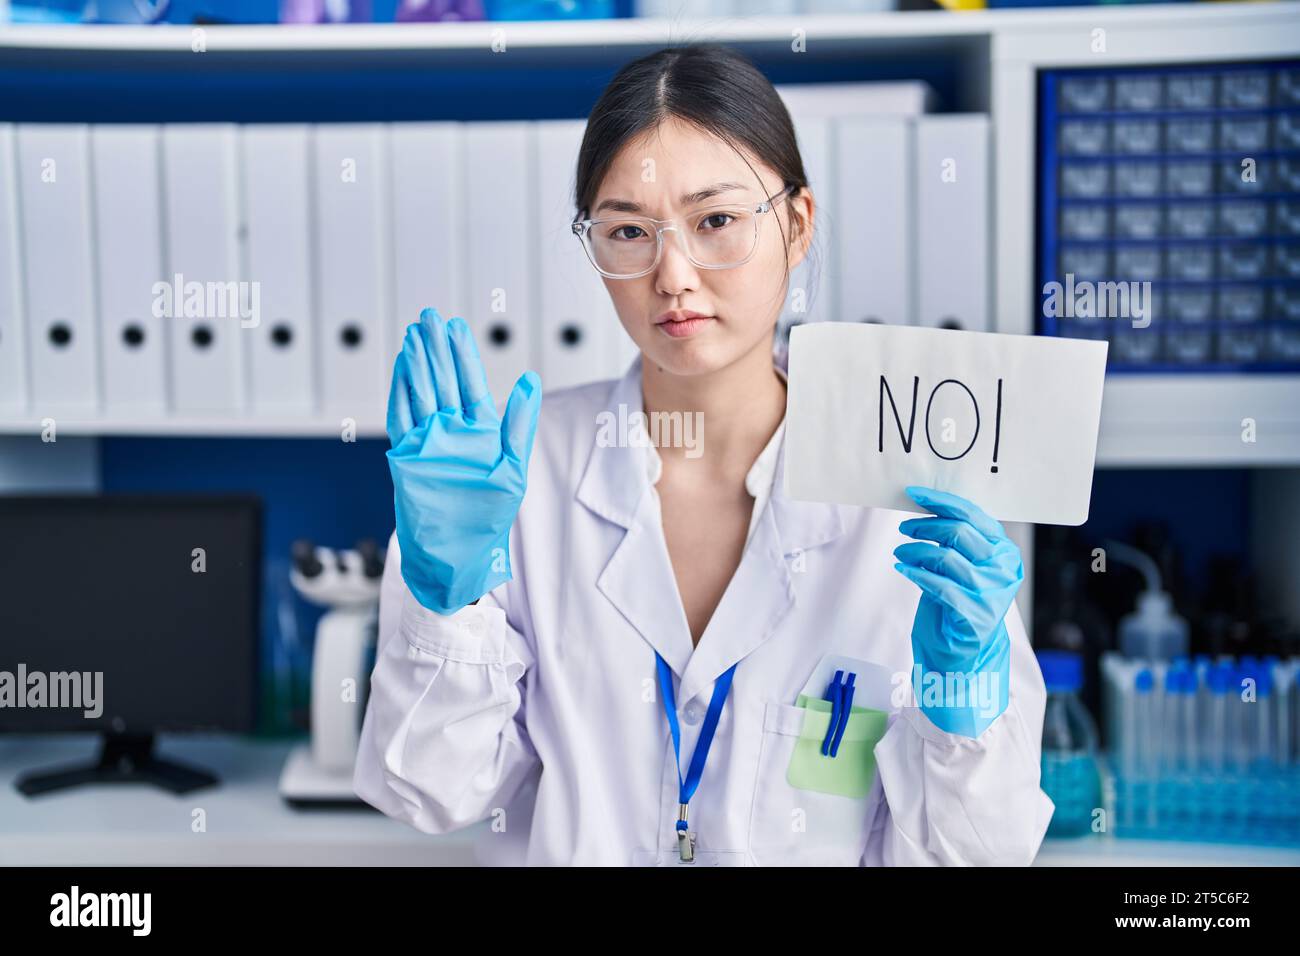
left=676, top=804, right=695, bottom=864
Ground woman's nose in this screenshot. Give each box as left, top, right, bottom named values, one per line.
left=654, top=227, right=700, bottom=295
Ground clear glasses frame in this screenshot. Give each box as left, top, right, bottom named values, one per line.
left=570, top=183, right=799, bottom=280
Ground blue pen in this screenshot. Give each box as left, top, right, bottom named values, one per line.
left=822, top=670, right=844, bottom=756
left=829, top=672, right=856, bottom=758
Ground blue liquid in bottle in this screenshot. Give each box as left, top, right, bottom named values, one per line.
left=1038, top=650, right=1102, bottom=837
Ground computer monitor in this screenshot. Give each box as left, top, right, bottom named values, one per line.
left=0, top=495, right=261, bottom=796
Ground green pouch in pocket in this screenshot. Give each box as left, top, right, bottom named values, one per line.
left=785, top=695, right=889, bottom=798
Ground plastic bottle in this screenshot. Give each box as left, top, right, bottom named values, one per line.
left=1107, top=540, right=1190, bottom=661
left=1037, top=650, right=1102, bottom=838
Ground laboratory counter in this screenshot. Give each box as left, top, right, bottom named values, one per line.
left=1, top=734, right=1296, bottom=867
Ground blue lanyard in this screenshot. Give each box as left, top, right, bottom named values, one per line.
left=655, top=653, right=737, bottom=861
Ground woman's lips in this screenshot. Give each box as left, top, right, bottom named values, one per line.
left=655, top=312, right=715, bottom=338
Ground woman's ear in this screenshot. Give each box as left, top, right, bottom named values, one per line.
left=786, top=186, right=815, bottom=271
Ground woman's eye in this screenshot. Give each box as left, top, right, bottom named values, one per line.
left=699, top=212, right=736, bottom=231
left=610, top=224, right=648, bottom=241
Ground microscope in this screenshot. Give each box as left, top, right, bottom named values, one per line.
left=278, top=538, right=384, bottom=807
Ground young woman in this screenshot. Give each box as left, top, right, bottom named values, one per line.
left=355, top=43, right=1054, bottom=866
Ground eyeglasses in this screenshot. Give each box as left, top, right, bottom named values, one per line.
left=571, top=183, right=798, bottom=280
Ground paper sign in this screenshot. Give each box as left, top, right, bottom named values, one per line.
left=784, top=322, right=1108, bottom=526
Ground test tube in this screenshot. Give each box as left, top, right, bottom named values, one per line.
left=1135, top=669, right=1157, bottom=829
left=1181, top=666, right=1198, bottom=772
left=1282, top=661, right=1296, bottom=766
left=1224, top=660, right=1240, bottom=770
left=1164, top=664, right=1188, bottom=774
left=1254, top=667, right=1274, bottom=766
left=1265, top=659, right=1288, bottom=766
left=1193, top=655, right=1212, bottom=746
left=1205, top=664, right=1231, bottom=775
left=1293, top=659, right=1300, bottom=765
left=1230, top=660, right=1253, bottom=771
left=1136, top=670, right=1156, bottom=772
left=1120, top=663, right=1139, bottom=778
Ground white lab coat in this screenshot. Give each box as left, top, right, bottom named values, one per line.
left=354, top=354, right=1056, bottom=866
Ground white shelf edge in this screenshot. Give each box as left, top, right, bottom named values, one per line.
left=1, top=4, right=1297, bottom=53
left=0, top=416, right=388, bottom=438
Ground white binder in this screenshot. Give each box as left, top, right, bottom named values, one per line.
left=242, top=125, right=315, bottom=414
left=776, top=81, right=936, bottom=120
left=389, top=122, right=466, bottom=353
left=782, top=115, right=833, bottom=335
left=91, top=125, right=167, bottom=415
left=313, top=124, right=390, bottom=421
left=0, top=126, right=26, bottom=414
left=915, top=114, right=990, bottom=331
left=535, top=119, right=619, bottom=392
left=464, top=122, right=534, bottom=405
left=16, top=124, right=98, bottom=414
left=834, top=116, right=913, bottom=326
left=161, top=124, right=245, bottom=413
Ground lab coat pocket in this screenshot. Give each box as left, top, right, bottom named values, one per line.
left=748, top=700, right=885, bottom=866
left=785, top=695, right=887, bottom=798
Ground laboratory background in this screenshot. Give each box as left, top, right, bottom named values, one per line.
left=1, top=0, right=1299, bottom=869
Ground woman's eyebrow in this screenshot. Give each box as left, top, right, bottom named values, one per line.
left=593, top=181, right=749, bottom=215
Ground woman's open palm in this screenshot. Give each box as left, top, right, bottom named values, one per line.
left=386, top=307, right=542, bottom=615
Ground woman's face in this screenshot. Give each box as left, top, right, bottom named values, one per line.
left=588, top=116, right=813, bottom=378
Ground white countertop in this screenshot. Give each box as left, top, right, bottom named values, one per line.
left=1035, top=835, right=1300, bottom=867
left=5, top=733, right=1296, bottom=866
left=0, top=734, right=480, bottom=866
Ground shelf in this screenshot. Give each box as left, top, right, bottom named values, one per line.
left=0, top=4, right=1295, bottom=53
left=991, top=8, right=1300, bottom=468
left=1095, top=374, right=1300, bottom=467
left=0, top=3, right=1296, bottom=461
left=3, top=370, right=1296, bottom=458
left=0, top=415, right=388, bottom=439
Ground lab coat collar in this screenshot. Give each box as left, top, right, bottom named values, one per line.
left=577, top=352, right=850, bottom=700
left=574, top=352, right=654, bottom=531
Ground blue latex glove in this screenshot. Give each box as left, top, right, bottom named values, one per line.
left=386, top=307, right=542, bottom=615
left=892, top=486, right=1024, bottom=738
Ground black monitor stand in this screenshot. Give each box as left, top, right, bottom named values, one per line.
left=15, top=733, right=219, bottom=797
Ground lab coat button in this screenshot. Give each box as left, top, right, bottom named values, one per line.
left=682, top=703, right=704, bottom=725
